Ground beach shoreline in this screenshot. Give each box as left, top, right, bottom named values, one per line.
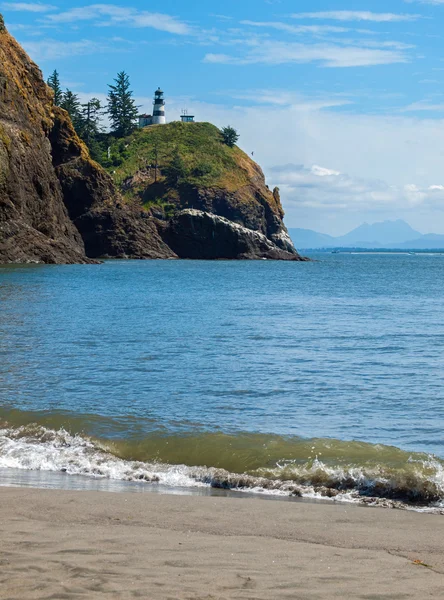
left=1, top=485, right=444, bottom=599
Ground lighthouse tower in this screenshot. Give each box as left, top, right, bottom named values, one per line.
left=152, top=87, right=166, bottom=125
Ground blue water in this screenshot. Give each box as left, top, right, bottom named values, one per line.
left=1, top=254, right=444, bottom=459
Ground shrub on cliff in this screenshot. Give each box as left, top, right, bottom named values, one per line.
left=165, top=148, right=188, bottom=186
left=221, top=126, right=239, bottom=148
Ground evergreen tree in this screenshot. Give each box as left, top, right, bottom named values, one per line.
left=221, top=126, right=239, bottom=148
left=107, top=71, right=138, bottom=138
left=60, top=89, right=83, bottom=131
left=80, top=98, right=103, bottom=146
left=47, top=70, right=63, bottom=106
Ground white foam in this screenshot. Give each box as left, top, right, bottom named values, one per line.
left=1, top=425, right=444, bottom=512
left=0, top=425, right=204, bottom=489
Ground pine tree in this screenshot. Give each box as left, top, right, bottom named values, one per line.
left=221, top=126, right=239, bottom=148
left=60, top=89, right=83, bottom=131
left=47, top=70, right=63, bottom=106
left=80, top=98, right=103, bottom=150
left=107, top=71, right=139, bottom=138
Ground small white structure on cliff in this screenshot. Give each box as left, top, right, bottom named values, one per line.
left=180, top=109, right=195, bottom=123
left=138, top=88, right=166, bottom=128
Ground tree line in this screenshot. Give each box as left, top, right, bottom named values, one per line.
left=47, top=69, right=240, bottom=167
left=47, top=69, right=139, bottom=165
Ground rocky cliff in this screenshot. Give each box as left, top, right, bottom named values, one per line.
left=0, top=17, right=305, bottom=263
left=107, top=121, right=305, bottom=261
left=0, top=18, right=172, bottom=264
left=0, top=16, right=88, bottom=263
left=50, top=107, right=174, bottom=260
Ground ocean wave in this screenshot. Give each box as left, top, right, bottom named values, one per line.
left=1, top=421, right=444, bottom=511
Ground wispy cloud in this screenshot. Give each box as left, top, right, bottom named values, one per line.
left=228, top=89, right=353, bottom=109
left=45, top=4, right=191, bottom=35
left=291, top=11, right=421, bottom=22
left=1, top=2, right=56, bottom=12
left=240, top=20, right=350, bottom=35
left=204, top=41, right=409, bottom=68
left=402, top=101, right=444, bottom=111
left=21, top=38, right=108, bottom=60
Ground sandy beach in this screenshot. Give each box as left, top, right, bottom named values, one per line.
left=1, top=487, right=444, bottom=599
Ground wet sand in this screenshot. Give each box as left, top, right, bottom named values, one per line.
left=1, top=487, right=444, bottom=599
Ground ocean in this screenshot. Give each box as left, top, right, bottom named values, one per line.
left=1, top=254, right=444, bottom=509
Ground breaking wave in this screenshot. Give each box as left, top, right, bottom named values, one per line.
left=1, top=417, right=444, bottom=512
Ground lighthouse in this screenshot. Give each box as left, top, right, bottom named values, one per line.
left=152, top=87, right=166, bottom=125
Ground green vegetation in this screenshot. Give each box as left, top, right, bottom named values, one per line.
left=48, top=69, right=138, bottom=162
left=107, top=71, right=139, bottom=138
left=104, top=121, right=251, bottom=209
left=165, top=147, right=187, bottom=186
left=221, top=125, right=239, bottom=148
left=59, top=90, right=105, bottom=161
left=79, top=98, right=104, bottom=161
left=47, top=70, right=62, bottom=106
left=0, top=13, right=5, bottom=32
left=46, top=69, right=247, bottom=204
left=60, top=90, right=81, bottom=125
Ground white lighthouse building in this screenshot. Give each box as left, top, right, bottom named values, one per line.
left=138, top=88, right=166, bottom=128
left=152, top=88, right=166, bottom=125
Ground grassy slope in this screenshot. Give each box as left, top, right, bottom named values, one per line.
left=106, top=122, right=269, bottom=209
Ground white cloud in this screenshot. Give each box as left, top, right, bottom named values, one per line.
left=22, top=38, right=107, bottom=60
left=204, top=41, right=409, bottom=68
left=291, top=11, right=421, bottom=22
left=311, top=165, right=341, bottom=177
left=402, top=101, right=444, bottom=111
left=228, top=89, right=353, bottom=109
left=270, top=164, right=444, bottom=218
left=61, top=87, right=444, bottom=233
left=46, top=4, right=191, bottom=35
left=1, top=2, right=56, bottom=12
left=240, top=20, right=350, bottom=35
left=150, top=92, right=444, bottom=233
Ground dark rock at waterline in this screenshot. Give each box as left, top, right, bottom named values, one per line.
left=163, top=209, right=307, bottom=261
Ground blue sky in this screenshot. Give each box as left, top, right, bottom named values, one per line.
left=3, top=1, right=444, bottom=234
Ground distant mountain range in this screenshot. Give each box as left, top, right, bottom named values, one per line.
left=289, top=220, right=444, bottom=250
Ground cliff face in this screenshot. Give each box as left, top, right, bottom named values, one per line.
left=0, top=21, right=87, bottom=263
left=108, top=122, right=305, bottom=261
left=0, top=18, right=304, bottom=263
left=0, top=19, right=173, bottom=263
left=50, top=108, right=174, bottom=259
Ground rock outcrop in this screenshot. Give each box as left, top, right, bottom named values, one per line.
left=0, top=21, right=88, bottom=263
left=0, top=17, right=306, bottom=263
left=50, top=107, right=175, bottom=259
left=164, top=210, right=305, bottom=260
left=110, top=121, right=307, bottom=261
left=0, top=19, right=174, bottom=263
